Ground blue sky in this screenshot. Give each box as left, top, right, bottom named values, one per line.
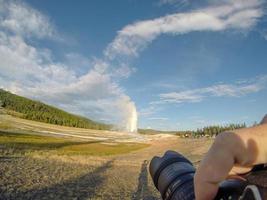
left=0, top=0, right=266, bottom=131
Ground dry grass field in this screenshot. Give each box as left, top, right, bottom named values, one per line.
left=0, top=114, right=213, bottom=200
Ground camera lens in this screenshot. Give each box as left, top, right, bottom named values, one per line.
left=149, top=151, right=196, bottom=200
left=150, top=151, right=257, bottom=200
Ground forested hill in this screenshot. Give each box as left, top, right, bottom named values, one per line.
left=0, top=89, right=111, bottom=130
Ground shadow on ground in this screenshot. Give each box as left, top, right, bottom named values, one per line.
left=132, top=160, right=159, bottom=200
left=0, top=160, right=113, bottom=200
left=0, top=156, right=21, bottom=162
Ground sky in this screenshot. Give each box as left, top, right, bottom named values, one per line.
left=0, top=0, right=267, bottom=131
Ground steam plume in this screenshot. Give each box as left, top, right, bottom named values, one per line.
left=126, top=101, right=138, bottom=132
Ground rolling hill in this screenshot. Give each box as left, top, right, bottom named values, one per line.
left=0, top=89, right=111, bottom=130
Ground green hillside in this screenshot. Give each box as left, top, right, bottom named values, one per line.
left=0, top=89, right=111, bottom=130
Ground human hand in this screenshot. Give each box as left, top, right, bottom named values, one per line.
left=194, top=115, right=267, bottom=200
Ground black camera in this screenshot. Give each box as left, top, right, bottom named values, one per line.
left=149, top=150, right=264, bottom=200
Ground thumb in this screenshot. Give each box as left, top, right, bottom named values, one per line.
left=260, top=114, right=267, bottom=124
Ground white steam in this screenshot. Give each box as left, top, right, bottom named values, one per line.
left=115, top=97, right=138, bottom=133
left=126, top=102, right=138, bottom=132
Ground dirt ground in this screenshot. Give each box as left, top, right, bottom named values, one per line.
left=0, top=114, right=215, bottom=200
left=0, top=134, right=213, bottom=200
left=1, top=115, right=267, bottom=199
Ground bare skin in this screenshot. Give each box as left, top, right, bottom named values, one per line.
left=194, top=115, right=267, bottom=200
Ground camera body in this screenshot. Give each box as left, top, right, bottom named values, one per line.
left=149, top=151, right=264, bottom=200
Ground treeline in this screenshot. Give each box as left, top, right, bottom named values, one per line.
left=0, top=89, right=111, bottom=130
left=176, top=123, right=246, bottom=138
left=138, top=123, right=246, bottom=137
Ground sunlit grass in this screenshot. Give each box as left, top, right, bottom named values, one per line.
left=0, top=131, right=149, bottom=156
left=0, top=121, right=14, bottom=130
left=58, top=143, right=149, bottom=156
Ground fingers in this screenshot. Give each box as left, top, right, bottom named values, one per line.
left=194, top=133, right=236, bottom=200
left=229, top=165, right=252, bottom=176
left=260, top=114, right=267, bottom=124
left=194, top=116, right=267, bottom=200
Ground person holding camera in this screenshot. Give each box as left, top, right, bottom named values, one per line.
left=194, top=115, right=267, bottom=200
left=150, top=115, right=267, bottom=200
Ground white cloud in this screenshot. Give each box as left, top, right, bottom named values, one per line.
left=0, top=33, right=71, bottom=84
left=0, top=0, right=265, bottom=131
left=0, top=0, right=137, bottom=131
left=148, top=117, right=168, bottom=121
left=110, top=63, right=136, bottom=79
left=158, top=0, right=190, bottom=7
left=159, top=75, right=267, bottom=104
left=105, top=0, right=263, bottom=59
left=157, top=0, right=191, bottom=14
left=139, top=105, right=161, bottom=117
left=0, top=0, right=56, bottom=39
left=160, top=91, right=203, bottom=103
left=0, top=31, right=137, bottom=129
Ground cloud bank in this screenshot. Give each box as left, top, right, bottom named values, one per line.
left=0, top=0, right=265, bottom=131
left=159, top=75, right=267, bottom=104
left=0, top=0, right=55, bottom=39
left=105, top=0, right=263, bottom=59
left=158, top=0, right=190, bottom=7
left=0, top=0, right=137, bottom=131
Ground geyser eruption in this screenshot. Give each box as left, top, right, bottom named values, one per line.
left=117, top=95, right=137, bottom=132
left=126, top=103, right=137, bottom=132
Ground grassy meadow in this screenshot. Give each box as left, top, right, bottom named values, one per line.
left=0, top=131, right=148, bottom=156
left=0, top=113, right=213, bottom=200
